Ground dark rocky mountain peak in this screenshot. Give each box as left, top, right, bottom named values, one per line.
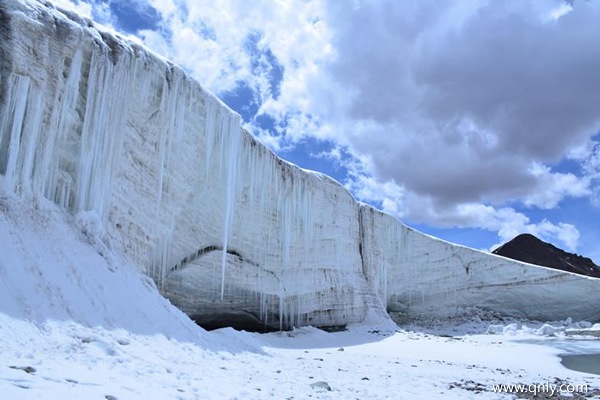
left=492, top=233, right=600, bottom=278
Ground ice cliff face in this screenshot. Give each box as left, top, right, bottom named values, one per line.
left=2, top=0, right=599, bottom=330
left=360, top=207, right=600, bottom=322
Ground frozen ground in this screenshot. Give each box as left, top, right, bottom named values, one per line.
left=1, top=190, right=600, bottom=399
left=2, top=316, right=600, bottom=399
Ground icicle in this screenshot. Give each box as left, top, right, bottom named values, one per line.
left=204, top=100, right=217, bottom=179
left=0, top=75, right=30, bottom=192
left=279, top=281, right=285, bottom=331
left=155, top=79, right=171, bottom=215
left=217, top=108, right=241, bottom=302
left=75, top=49, right=130, bottom=219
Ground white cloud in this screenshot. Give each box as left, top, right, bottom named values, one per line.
left=308, top=0, right=600, bottom=204
left=137, top=29, right=171, bottom=58
left=249, top=126, right=283, bottom=153
left=584, top=142, right=600, bottom=207
left=568, top=138, right=600, bottom=207
left=141, top=0, right=332, bottom=120
left=582, top=142, right=600, bottom=178
left=50, top=0, right=93, bottom=17
left=546, top=2, right=573, bottom=21
left=400, top=200, right=580, bottom=252
left=523, top=162, right=589, bottom=209
left=341, top=170, right=582, bottom=252
left=346, top=175, right=406, bottom=218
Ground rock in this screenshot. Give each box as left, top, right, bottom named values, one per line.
left=492, top=233, right=600, bottom=278
left=9, top=366, right=36, bottom=374
left=310, top=381, right=332, bottom=392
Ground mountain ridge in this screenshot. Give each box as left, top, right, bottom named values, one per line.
left=493, top=233, right=600, bottom=278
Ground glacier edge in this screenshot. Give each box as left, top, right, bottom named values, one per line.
left=1, top=0, right=600, bottom=331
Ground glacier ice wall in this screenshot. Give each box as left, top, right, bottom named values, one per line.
left=1, top=0, right=599, bottom=329
left=0, top=0, right=372, bottom=330
left=360, top=206, right=600, bottom=322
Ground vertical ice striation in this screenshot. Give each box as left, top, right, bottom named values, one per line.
left=207, top=104, right=241, bottom=301
left=76, top=50, right=131, bottom=216
left=0, top=75, right=31, bottom=192
left=2, top=0, right=600, bottom=330
left=0, top=10, right=129, bottom=219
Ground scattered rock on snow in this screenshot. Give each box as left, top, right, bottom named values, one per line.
left=9, top=366, right=36, bottom=374
left=310, top=381, right=332, bottom=392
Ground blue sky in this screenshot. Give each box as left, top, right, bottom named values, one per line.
left=57, top=0, right=600, bottom=262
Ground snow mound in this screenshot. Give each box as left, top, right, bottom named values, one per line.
left=0, top=184, right=262, bottom=353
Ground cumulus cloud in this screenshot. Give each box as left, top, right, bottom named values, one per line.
left=50, top=0, right=93, bottom=17
left=142, top=0, right=331, bottom=118
left=311, top=0, right=599, bottom=206
left=569, top=138, right=600, bottom=207
left=404, top=200, right=580, bottom=252
left=522, top=162, right=589, bottom=209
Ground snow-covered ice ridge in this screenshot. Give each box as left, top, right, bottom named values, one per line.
left=1, top=0, right=599, bottom=330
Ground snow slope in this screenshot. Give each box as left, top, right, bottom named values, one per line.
left=0, top=191, right=188, bottom=339
left=1, top=0, right=600, bottom=333
left=0, top=180, right=263, bottom=396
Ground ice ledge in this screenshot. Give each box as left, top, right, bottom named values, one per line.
left=1, top=0, right=600, bottom=330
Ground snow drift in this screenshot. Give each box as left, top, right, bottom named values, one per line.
left=0, top=184, right=209, bottom=343
left=1, top=0, right=600, bottom=330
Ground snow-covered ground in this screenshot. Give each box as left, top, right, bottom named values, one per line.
left=1, top=188, right=599, bottom=399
